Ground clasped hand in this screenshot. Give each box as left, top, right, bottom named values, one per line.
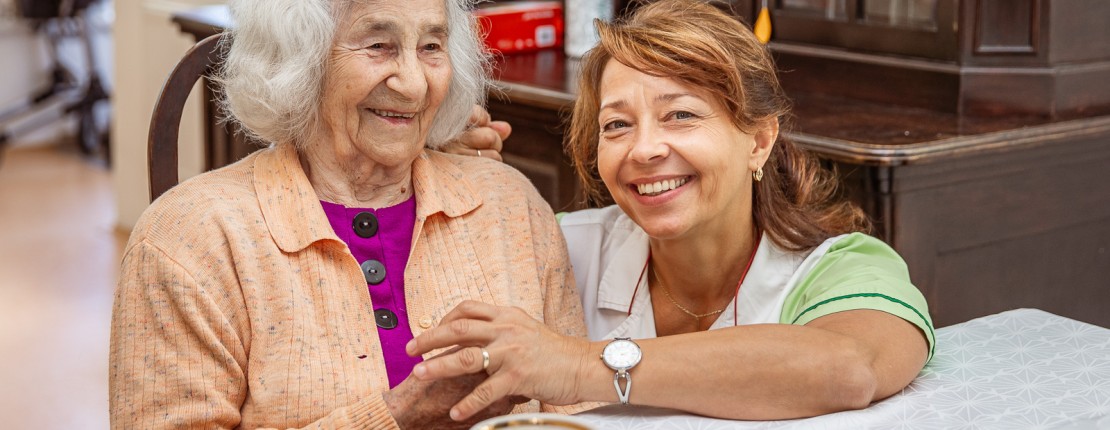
left=405, top=300, right=590, bottom=421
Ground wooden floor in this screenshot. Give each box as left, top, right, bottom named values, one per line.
left=0, top=144, right=122, bottom=430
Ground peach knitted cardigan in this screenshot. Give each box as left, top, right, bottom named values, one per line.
left=110, top=144, right=587, bottom=429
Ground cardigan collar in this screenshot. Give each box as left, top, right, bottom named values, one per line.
left=253, top=144, right=482, bottom=253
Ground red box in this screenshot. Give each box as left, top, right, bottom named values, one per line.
left=474, top=1, right=563, bottom=54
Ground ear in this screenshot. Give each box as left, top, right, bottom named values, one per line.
left=749, top=118, right=779, bottom=172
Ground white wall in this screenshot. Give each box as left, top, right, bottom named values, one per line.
left=111, top=0, right=221, bottom=230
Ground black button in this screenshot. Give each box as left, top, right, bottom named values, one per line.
left=375, top=309, right=398, bottom=329
left=353, top=212, right=379, bottom=238
left=360, top=259, right=387, bottom=285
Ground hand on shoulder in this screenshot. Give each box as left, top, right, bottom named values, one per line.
left=438, top=104, right=511, bottom=161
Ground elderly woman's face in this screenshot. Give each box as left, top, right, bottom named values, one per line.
left=596, top=59, right=770, bottom=240
left=319, top=0, right=452, bottom=166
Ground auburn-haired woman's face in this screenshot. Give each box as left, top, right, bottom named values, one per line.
left=595, top=59, right=772, bottom=240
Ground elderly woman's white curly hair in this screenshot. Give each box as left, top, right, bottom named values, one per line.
left=217, top=0, right=489, bottom=149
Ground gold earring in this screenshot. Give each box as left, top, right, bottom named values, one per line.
left=753, top=167, right=764, bottom=182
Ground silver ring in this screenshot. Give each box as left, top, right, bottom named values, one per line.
left=480, top=347, right=490, bottom=371
left=477, top=150, right=482, bottom=158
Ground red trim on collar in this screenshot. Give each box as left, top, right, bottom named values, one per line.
left=732, top=232, right=762, bottom=324
left=629, top=232, right=763, bottom=324
left=628, top=249, right=652, bottom=316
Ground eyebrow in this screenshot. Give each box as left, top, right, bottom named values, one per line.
left=424, top=23, right=449, bottom=37
left=599, top=93, right=698, bottom=112
left=599, top=100, right=627, bottom=112
left=352, top=19, right=449, bottom=38
left=656, top=92, right=697, bottom=103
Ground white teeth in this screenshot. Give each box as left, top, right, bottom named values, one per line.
left=370, top=109, right=415, bottom=119
left=637, top=177, right=688, bottom=196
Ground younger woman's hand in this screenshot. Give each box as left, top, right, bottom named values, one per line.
left=384, top=369, right=526, bottom=429
left=439, top=105, right=511, bottom=161
left=405, top=300, right=591, bottom=422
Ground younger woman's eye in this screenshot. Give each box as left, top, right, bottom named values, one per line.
left=673, top=111, right=696, bottom=120
left=602, top=120, right=629, bottom=131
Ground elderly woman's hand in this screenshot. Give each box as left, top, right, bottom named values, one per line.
left=384, top=358, right=528, bottom=429
left=406, top=300, right=591, bottom=421
left=439, top=105, right=511, bottom=161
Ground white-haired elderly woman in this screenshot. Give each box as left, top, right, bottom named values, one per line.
left=108, top=0, right=585, bottom=428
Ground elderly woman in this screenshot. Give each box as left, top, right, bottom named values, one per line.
left=108, top=0, right=584, bottom=428
left=409, top=0, right=934, bottom=422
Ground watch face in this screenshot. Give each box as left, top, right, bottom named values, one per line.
left=603, top=339, right=642, bottom=370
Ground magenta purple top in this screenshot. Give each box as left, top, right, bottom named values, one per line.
left=319, top=196, right=421, bottom=388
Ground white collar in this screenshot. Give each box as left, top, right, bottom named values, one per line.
left=595, top=214, right=651, bottom=313
left=593, top=222, right=805, bottom=330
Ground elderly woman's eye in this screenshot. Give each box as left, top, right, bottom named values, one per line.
left=423, top=43, right=442, bottom=51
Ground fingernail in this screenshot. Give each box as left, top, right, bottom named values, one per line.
left=413, top=364, right=425, bottom=378
left=449, top=408, right=461, bottom=421
left=405, top=340, right=415, bottom=355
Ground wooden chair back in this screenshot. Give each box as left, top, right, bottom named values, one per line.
left=148, top=33, right=224, bottom=202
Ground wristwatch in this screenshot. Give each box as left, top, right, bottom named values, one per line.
left=600, top=337, right=642, bottom=405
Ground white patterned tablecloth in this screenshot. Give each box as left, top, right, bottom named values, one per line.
left=574, top=309, right=1110, bottom=429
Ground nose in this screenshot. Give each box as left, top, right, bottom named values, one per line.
left=386, top=50, right=428, bottom=103
left=627, top=124, right=670, bottom=164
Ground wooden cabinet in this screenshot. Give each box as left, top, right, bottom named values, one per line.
left=760, top=0, right=1110, bottom=117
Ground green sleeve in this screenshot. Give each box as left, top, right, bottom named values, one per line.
left=780, top=233, right=936, bottom=361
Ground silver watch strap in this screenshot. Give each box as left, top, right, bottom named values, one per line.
left=613, top=369, right=632, bottom=405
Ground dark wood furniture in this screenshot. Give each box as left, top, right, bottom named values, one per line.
left=725, top=0, right=1110, bottom=118
left=171, top=6, right=260, bottom=174
left=171, top=3, right=1110, bottom=328
left=148, top=33, right=224, bottom=202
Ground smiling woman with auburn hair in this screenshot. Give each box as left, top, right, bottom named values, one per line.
left=410, top=0, right=934, bottom=422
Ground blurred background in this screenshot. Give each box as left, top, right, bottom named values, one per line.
left=0, top=0, right=220, bottom=428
